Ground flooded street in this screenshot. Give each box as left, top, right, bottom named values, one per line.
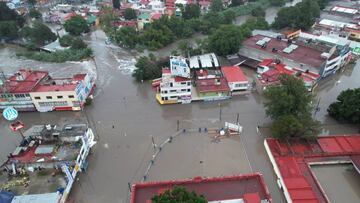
left=312, top=164, right=360, bottom=203
left=0, top=27, right=359, bottom=203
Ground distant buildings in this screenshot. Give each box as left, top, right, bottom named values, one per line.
left=255, top=59, right=320, bottom=92
left=0, top=69, right=95, bottom=112
left=130, top=173, right=272, bottom=203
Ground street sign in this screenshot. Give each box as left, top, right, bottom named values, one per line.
left=353, top=47, right=360, bottom=55
left=3, top=107, right=18, bottom=121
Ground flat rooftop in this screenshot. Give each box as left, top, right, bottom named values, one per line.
left=196, top=78, right=230, bottom=93
left=265, top=135, right=360, bottom=203
left=243, top=35, right=325, bottom=68
left=131, top=173, right=272, bottom=203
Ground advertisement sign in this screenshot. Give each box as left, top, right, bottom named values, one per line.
left=3, top=107, right=18, bottom=121
left=170, top=57, right=190, bottom=78
left=353, top=47, right=360, bottom=55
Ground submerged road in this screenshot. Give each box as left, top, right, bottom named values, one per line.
left=0, top=28, right=359, bottom=203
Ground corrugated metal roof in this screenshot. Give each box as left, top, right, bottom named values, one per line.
left=11, top=193, right=60, bottom=203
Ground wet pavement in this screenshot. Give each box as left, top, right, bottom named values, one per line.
left=0, top=21, right=360, bottom=203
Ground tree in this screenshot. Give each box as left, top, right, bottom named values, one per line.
left=151, top=187, right=207, bottom=203
left=231, top=0, right=245, bottom=7
left=114, top=26, right=138, bottom=48
left=210, top=0, right=224, bottom=12
left=251, top=6, right=265, bottom=17
left=64, top=15, right=89, bottom=36
left=113, top=0, right=120, bottom=9
left=71, top=37, right=87, bottom=50
left=222, top=9, right=236, bottom=24
left=272, top=0, right=320, bottom=30
left=27, top=0, right=37, bottom=7
left=21, top=21, right=56, bottom=45
left=328, top=88, right=360, bottom=124
left=178, top=40, right=192, bottom=56
left=132, top=56, right=164, bottom=81
left=270, top=0, right=285, bottom=6
left=29, top=9, right=42, bottom=19
left=263, top=74, right=320, bottom=139
left=59, top=35, right=74, bottom=47
left=99, top=6, right=117, bottom=33
left=208, top=24, right=242, bottom=56
left=0, top=2, right=25, bottom=27
left=183, top=4, right=200, bottom=19
left=124, top=8, right=137, bottom=20
left=0, top=21, right=18, bottom=39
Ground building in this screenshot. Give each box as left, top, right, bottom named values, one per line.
left=264, top=135, right=360, bottom=203
left=255, top=59, right=320, bottom=92
left=242, top=34, right=352, bottom=78
left=130, top=173, right=272, bottom=203
left=0, top=70, right=48, bottom=111
left=0, top=69, right=95, bottom=112
left=1, top=124, right=97, bottom=203
left=155, top=69, right=192, bottom=105
left=137, top=12, right=151, bottom=29
left=221, top=66, right=249, bottom=93
left=195, top=78, right=230, bottom=101
left=330, top=5, right=358, bottom=17
left=29, top=73, right=95, bottom=112
left=189, top=53, right=220, bottom=69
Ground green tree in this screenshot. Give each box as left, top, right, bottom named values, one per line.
left=151, top=187, right=207, bottom=203
left=208, top=24, right=242, bottom=56
left=328, top=88, right=360, bottom=124
left=124, top=8, right=137, bottom=20
left=231, top=0, right=244, bottom=7
left=114, top=26, right=138, bottom=48
left=0, top=21, right=19, bottom=39
left=270, top=0, right=285, bottom=6
left=99, top=6, right=117, bottom=33
left=210, top=0, right=224, bottom=12
left=222, top=9, right=236, bottom=24
left=264, top=74, right=320, bottom=139
left=251, top=6, right=265, bottom=17
left=29, top=9, right=42, bottom=19
left=59, top=35, right=74, bottom=47
left=132, top=56, right=161, bottom=81
left=64, top=15, right=89, bottom=36
left=113, top=0, right=120, bottom=9
left=71, top=37, right=87, bottom=50
left=177, top=40, right=192, bottom=56
left=27, top=0, right=37, bottom=7
left=183, top=4, right=200, bottom=19
left=0, top=2, right=25, bottom=27
left=21, top=21, right=56, bottom=45
left=272, top=0, right=320, bottom=30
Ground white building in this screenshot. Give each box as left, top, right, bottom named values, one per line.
left=156, top=69, right=192, bottom=104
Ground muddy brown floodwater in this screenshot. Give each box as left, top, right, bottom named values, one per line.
left=0, top=28, right=359, bottom=203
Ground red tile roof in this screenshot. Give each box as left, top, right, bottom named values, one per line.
left=174, top=76, right=190, bottom=82
left=0, top=69, right=48, bottom=94
left=221, top=66, right=248, bottom=83
left=151, top=13, right=162, bottom=20
left=34, top=84, right=78, bottom=92
left=243, top=35, right=325, bottom=68
left=130, top=173, right=272, bottom=203
left=196, top=78, right=230, bottom=93
left=265, top=135, right=360, bottom=203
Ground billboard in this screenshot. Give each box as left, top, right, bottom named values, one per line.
left=170, top=57, right=190, bottom=78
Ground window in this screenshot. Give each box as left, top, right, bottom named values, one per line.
left=68, top=95, right=75, bottom=98
left=181, top=89, right=187, bottom=92
left=57, top=96, right=63, bottom=99
left=170, top=90, right=177, bottom=93
left=25, top=94, right=30, bottom=97
left=170, top=96, right=177, bottom=99
left=187, top=82, right=191, bottom=86
left=38, top=101, right=68, bottom=107
left=34, top=96, right=41, bottom=100
left=181, top=82, right=186, bottom=85
left=46, top=96, right=52, bottom=99
left=187, top=89, right=191, bottom=92
left=170, top=83, right=173, bottom=87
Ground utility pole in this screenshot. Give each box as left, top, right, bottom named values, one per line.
left=151, top=135, right=156, bottom=152
left=236, top=113, right=239, bottom=124
left=219, top=103, right=222, bottom=121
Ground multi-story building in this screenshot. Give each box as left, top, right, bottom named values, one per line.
left=156, top=69, right=192, bottom=104
left=155, top=56, right=192, bottom=104
left=0, top=69, right=95, bottom=112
